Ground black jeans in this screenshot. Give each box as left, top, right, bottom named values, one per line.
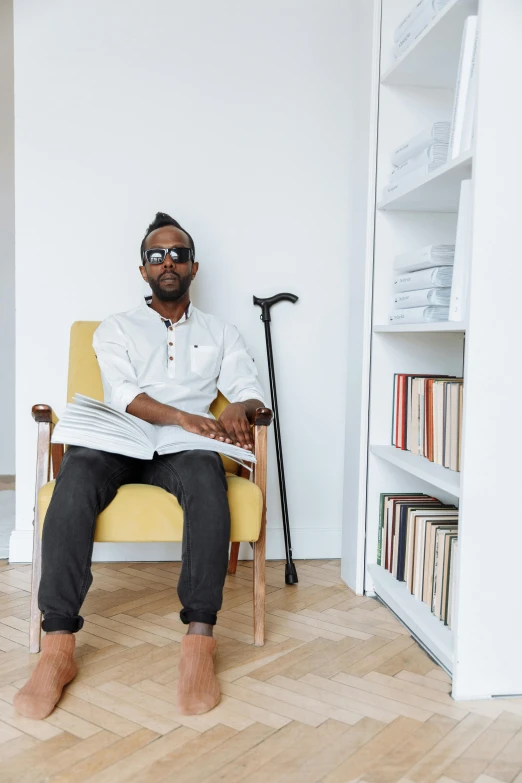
left=38, top=446, right=231, bottom=633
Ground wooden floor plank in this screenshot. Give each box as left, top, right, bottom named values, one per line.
left=1, top=557, right=521, bottom=783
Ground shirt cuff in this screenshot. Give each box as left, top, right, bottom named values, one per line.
left=110, top=382, right=143, bottom=413
left=233, top=389, right=268, bottom=408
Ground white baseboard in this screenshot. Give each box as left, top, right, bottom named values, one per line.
left=9, top=526, right=342, bottom=563
left=8, top=529, right=33, bottom=564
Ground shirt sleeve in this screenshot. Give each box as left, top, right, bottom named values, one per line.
left=217, top=323, right=267, bottom=406
left=92, top=319, right=143, bottom=413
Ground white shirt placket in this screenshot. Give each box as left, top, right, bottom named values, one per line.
left=167, top=322, right=175, bottom=376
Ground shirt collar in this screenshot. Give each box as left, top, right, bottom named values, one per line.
left=142, top=296, right=193, bottom=326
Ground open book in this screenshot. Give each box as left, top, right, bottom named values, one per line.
left=51, top=394, right=256, bottom=470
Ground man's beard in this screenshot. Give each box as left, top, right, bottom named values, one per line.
left=148, top=273, right=192, bottom=301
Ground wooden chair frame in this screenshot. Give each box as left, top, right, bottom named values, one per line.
left=29, top=403, right=273, bottom=653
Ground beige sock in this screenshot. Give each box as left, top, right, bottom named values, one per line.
left=14, top=633, right=77, bottom=720
left=177, top=634, right=220, bottom=715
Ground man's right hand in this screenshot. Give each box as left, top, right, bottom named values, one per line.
left=127, top=394, right=233, bottom=443
left=178, top=412, right=233, bottom=443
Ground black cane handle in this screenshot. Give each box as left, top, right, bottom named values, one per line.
left=253, top=293, right=298, bottom=321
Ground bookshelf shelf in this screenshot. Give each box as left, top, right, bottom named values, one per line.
left=377, top=151, right=473, bottom=212
left=370, top=446, right=460, bottom=497
left=381, top=0, right=478, bottom=88
left=374, top=322, right=466, bottom=334
left=368, top=564, right=454, bottom=674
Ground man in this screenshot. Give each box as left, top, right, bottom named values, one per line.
left=15, top=212, right=267, bottom=720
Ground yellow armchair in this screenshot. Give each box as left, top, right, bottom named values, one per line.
left=29, top=322, right=272, bottom=653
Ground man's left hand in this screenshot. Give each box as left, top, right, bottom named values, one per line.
left=218, top=403, right=253, bottom=451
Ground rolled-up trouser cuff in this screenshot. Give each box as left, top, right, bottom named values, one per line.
left=41, top=615, right=84, bottom=633
left=179, top=609, right=217, bottom=626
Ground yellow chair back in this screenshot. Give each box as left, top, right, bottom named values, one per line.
left=66, top=322, right=238, bottom=474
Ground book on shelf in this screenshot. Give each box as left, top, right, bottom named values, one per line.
left=393, top=0, right=451, bottom=58
left=447, top=538, right=459, bottom=628
left=433, top=528, right=458, bottom=618
left=378, top=493, right=458, bottom=627
left=394, top=244, right=455, bottom=274
left=379, top=493, right=439, bottom=570
left=392, top=374, right=463, bottom=470
left=423, top=521, right=458, bottom=605
left=409, top=509, right=457, bottom=596
left=449, top=16, right=478, bottom=159
left=393, top=287, right=451, bottom=309
left=389, top=306, right=449, bottom=324
left=391, top=122, right=451, bottom=167
left=390, top=143, right=448, bottom=183
left=396, top=499, right=447, bottom=582
left=51, top=393, right=256, bottom=468
left=393, top=0, right=451, bottom=44
left=394, top=265, right=453, bottom=293
left=449, top=179, right=473, bottom=322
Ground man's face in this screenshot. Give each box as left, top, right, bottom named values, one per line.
left=140, top=226, right=198, bottom=301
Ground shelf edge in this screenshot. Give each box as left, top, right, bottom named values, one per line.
left=368, top=564, right=454, bottom=673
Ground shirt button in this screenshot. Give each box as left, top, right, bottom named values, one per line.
left=169, top=342, right=173, bottom=346
left=169, top=327, right=173, bottom=331
left=169, top=356, right=174, bottom=361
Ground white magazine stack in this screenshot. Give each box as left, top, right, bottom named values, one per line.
left=390, top=245, right=455, bottom=324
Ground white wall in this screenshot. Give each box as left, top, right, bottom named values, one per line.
left=11, top=0, right=355, bottom=562
left=341, top=0, right=379, bottom=592
left=0, top=0, right=15, bottom=476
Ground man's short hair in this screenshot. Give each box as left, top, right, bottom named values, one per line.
left=141, top=212, right=196, bottom=260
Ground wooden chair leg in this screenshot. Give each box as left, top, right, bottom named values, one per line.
left=29, top=505, right=43, bottom=653
left=253, top=523, right=266, bottom=647
left=29, top=411, right=53, bottom=653
left=228, top=541, right=240, bottom=574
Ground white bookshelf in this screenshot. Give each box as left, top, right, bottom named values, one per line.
left=342, top=0, right=522, bottom=700
left=370, top=446, right=460, bottom=497
left=381, top=0, right=478, bottom=87
left=377, top=150, right=473, bottom=211
left=368, top=564, right=454, bottom=673
left=374, top=322, right=466, bottom=333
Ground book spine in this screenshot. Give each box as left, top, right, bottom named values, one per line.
left=377, top=494, right=385, bottom=566
left=390, top=148, right=432, bottom=182
left=393, top=3, right=436, bottom=59
left=393, top=0, right=432, bottom=43
left=394, top=266, right=452, bottom=293
left=393, top=287, right=451, bottom=309
left=389, top=306, right=449, bottom=324
left=391, top=127, right=433, bottom=167
left=393, top=244, right=455, bottom=274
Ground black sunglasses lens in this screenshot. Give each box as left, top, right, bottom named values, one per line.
left=168, top=247, right=191, bottom=263
left=147, top=249, right=166, bottom=264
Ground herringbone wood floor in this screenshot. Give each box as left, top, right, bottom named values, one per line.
left=0, top=559, right=521, bottom=783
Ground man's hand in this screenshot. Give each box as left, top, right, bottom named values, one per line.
left=218, top=403, right=253, bottom=450
left=178, top=412, right=233, bottom=443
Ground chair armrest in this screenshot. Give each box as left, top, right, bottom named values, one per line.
left=252, top=409, right=271, bottom=518
left=32, top=404, right=54, bottom=423
left=32, top=404, right=59, bottom=426
left=250, top=407, right=273, bottom=427
left=31, top=404, right=63, bottom=479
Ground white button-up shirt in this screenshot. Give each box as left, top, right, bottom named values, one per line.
left=92, top=297, right=267, bottom=416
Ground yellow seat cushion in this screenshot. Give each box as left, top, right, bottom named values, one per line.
left=38, top=474, right=262, bottom=543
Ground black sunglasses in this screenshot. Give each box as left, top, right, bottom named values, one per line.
left=143, top=246, right=194, bottom=265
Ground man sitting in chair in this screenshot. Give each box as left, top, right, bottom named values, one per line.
left=15, top=212, right=267, bottom=721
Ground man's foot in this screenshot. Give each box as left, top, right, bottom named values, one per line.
left=14, top=633, right=77, bottom=720
left=177, top=633, right=220, bottom=715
